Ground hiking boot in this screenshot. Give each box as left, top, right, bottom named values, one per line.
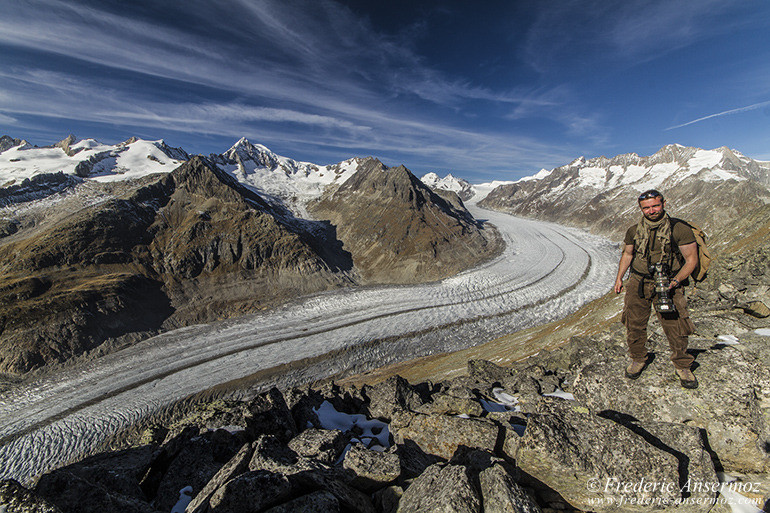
left=625, top=359, right=646, bottom=379
left=675, top=367, right=698, bottom=389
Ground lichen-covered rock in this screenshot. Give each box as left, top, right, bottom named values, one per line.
left=391, top=441, right=444, bottom=479
left=390, top=411, right=499, bottom=461
left=417, top=383, right=484, bottom=417
left=152, top=431, right=240, bottom=512
left=479, top=463, right=541, bottom=513
left=372, top=485, right=403, bottom=513
left=287, top=428, right=349, bottom=466
left=186, top=443, right=253, bottom=513
left=515, top=399, right=684, bottom=512
left=248, top=435, right=323, bottom=475
left=364, top=375, right=425, bottom=421
left=207, top=470, right=292, bottom=513
left=0, top=479, right=62, bottom=513
left=262, top=491, right=340, bottom=513
left=34, top=470, right=156, bottom=513
left=342, top=444, right=401, bottom=492
left=289, top=470, right=376, bottom=513
left=396, top=463, right=480, bottom=513
left=572, top=339, right=770, bottom=473
left=246, top=387, right=298, bottom=443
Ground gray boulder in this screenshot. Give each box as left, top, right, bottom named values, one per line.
left=572, top=340, right=770, bottom=472
left=485, top=412, right=526, bottom=460
left=342, top=443, right=401, bottom=492
left=248, top=435, right=323, bottom=475
left=207, top=471, right=292, bottom=513
left=364, top=375, right=425, bottom=421
left=392, top=440, right=444, bottom=479
left=245, top=387, right=298, bottom=442
left=262, top=491, right=339, bottom=513
left=373, top=485, right=403, bottom=513
left=390, top=411, right=499, bottom=460
left=396, top=463, right=480, bottom=513
left=153, top=430, right=240, bottom=511
left=417, top=383, right=485, bottom=417
left=289, top=470, right=376, bottom=513
left=33, top=445, right=155, bottom=506
left=515, top=399, right=696, bottom=512
left=479, top=463, right=541, bottom=513
left=287, top=428, right=349, bottom=465
left=34, top=470, right=156, bottom=513
left=186, top=443, right=253, bottom=513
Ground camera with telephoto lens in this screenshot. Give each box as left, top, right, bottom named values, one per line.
left=649, top=263, right=676, bottom=313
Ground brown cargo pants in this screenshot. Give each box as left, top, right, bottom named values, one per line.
left=621, top=274, right=695, bottom=370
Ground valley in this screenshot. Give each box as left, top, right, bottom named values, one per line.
left=0, top=203, right=617, bottom=484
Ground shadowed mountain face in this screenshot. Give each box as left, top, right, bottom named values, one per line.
left=479, top=145, right=770, bottom=248
left=309, top=158, right=502, bottom=284
left=0, top=157, right=354, bottom=375
left=0, top=152, right=501, bottom=376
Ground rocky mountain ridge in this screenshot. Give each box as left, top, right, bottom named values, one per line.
left=310, top=159, right=500, bottom=283
left=476, top=144, right=770, bottom=245
left=0, top=157, right=354, bottom=375
left=0, top=136, right=500, bottom=376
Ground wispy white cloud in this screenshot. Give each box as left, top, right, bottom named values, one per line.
left=0, top=0, right=627, bottom=177
left=523, top=0, right=745, bottom=75
left=665, top=100, right=770, bottom=130
left=0, top=66, right=572, bottom=175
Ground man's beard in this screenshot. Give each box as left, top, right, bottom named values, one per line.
left=644, top=209, right=666, bottom=222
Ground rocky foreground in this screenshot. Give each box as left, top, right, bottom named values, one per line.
left=2, top=247, right=769, bottom=512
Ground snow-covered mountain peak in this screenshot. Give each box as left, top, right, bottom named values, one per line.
left=210, top=139, right=367, bottom=217
left=518, top=168, right=553, bottom=182
left=419, top=172, right=474, bottom=200
left=0, top=137, right=189, bottom=186
left=421, top=172, right=441, bottom=185
left=523, top=144, right=770, bottom=193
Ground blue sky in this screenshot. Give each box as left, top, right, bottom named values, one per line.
left=1, top=0, right=769, bottom=182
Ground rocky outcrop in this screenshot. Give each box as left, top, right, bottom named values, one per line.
left=0, top=479, right=62, bottom=512
left=54, top=134, right=80, bottom=157
left=0, top=135, right=24, bottom=153
left=0, top=172, right=81, bottom=208
left=309, top=158, right=501, bottom=283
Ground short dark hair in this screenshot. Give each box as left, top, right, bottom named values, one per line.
left=638, top=189, right=663, bottom=202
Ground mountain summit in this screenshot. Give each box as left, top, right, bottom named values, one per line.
left=310, top=158, right=500, bottom=283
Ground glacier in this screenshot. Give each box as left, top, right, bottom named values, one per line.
left=0, top=202, right=618, bottom=484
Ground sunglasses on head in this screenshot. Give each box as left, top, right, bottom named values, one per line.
left=638, top=190, right=663, bottom=201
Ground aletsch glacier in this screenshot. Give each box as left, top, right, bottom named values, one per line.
left=1, top=135, right=674, bottom=483
left=0, top=195, right=617, bottom=483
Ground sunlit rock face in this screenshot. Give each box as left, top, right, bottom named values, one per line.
left=309, top=157, right=501, bottom=284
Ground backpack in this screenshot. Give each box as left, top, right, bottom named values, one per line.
left=672, top=220, right=711, bottom=283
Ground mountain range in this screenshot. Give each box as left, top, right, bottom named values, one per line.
left=474, top=144, right=770, bottom=249
left=0, top=136, right=499, bottom=376
left=3, top=135, right=770, bottom=377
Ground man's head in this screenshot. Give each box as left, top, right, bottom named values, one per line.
left=638, top=189, right=665, bottom=221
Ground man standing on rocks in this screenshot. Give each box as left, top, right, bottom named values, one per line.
left=614, top=189, right=699, bottom=389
